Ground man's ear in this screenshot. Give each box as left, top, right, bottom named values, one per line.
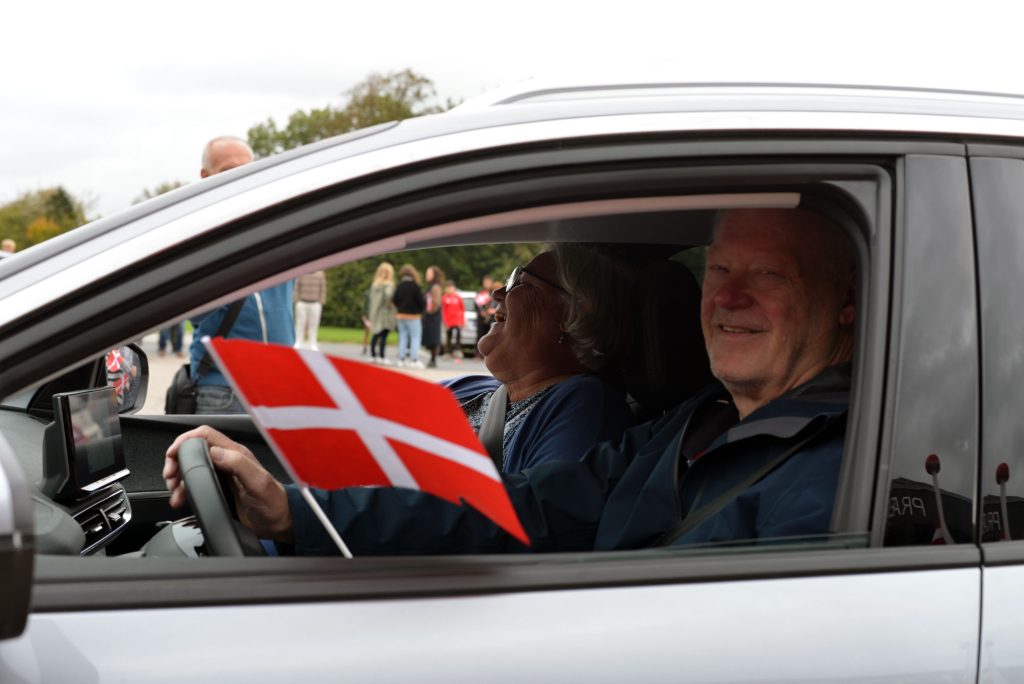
left=838, top=271, right=856, bottom=326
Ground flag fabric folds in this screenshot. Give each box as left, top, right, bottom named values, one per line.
left=204, top=337, right=529, bottom=545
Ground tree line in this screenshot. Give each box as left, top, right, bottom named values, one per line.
left=1, top=70, right=530, bottom=327
left=0, top=186, right=89, bottom=251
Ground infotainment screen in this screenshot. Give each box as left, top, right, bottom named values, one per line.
left=55, top=387, right=128, bottom=493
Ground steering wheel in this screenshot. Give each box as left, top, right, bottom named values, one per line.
left=178, top=437, right=267, bottom=557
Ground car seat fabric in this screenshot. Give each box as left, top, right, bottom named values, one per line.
left=624, top=259, right=712, bottom=419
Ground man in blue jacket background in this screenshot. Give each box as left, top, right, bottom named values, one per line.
left=187, top=137, right=295, bottom=415
left=165, top=206, right=857, bottom=552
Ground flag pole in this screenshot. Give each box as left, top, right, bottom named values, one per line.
left=299, top=486, right=354, bottom=559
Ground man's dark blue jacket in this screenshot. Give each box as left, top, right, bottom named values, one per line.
left=287, top=364, right=850, bottom=555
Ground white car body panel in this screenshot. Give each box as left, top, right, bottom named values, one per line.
left=980, top=563, right=1024, bottom=682
left=1, top=567, right=978, bottom=683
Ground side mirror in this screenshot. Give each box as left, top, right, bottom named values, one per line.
left=0, top=432, right=35, bottom=640
left=104, top=343, right=149, bottom=414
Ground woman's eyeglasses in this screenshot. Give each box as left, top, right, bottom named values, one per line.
left=505, top=265, right=568, bottom=295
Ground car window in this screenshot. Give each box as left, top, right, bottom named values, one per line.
left=880, top=155, right=978, bottom=547
left=6, top=158, right=895, bottom=573
left=971, top=155, right=1024, bottom=544
left=122, top=211, right=867, bottom=558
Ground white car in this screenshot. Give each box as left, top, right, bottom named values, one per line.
left=1, top=82, right=1023, bottom=682
left=458, top=289, right=480, bottom=352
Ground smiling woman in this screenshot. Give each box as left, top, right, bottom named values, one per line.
left=446, top=244, right=638, bottom=472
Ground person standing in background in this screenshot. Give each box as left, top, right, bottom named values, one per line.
left=393, top=264, right=425, bottom=368
left=366, top=262, right=397, bottom=364
left=441, top=280, right=465, bottom=360
left=421, top=265, right=445, bottom=368
left=158, top=321, right=186, bottom=358
left=187, top=136, right=294, bottom=414
left=0, top=238, right=15, bottom=257
left=294, top=270, right=327, bottom=351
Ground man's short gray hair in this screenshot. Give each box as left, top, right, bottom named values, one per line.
left=552, top=243, right=632, bottom=372
left=201, top=136, right=254, bottom=173
left=712, top=207, right=857, bottom=286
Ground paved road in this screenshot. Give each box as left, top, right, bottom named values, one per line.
left=136, top=333, right=489, bottom=415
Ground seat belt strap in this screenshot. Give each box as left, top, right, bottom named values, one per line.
left=478, top=384, right=508, bottom=471
left=195, top=299, right=246, bottom=379
left=657, top=412, right=845, bottom=547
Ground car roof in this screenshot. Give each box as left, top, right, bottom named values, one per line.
left=455, top=79, right=1024, bottom=122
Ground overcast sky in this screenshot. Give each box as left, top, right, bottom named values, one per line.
left=2, top=0, right=1022, bottom=219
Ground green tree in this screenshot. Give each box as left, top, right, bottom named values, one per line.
left=248, top=69, right=453, bottom=158
left=26, top=216, right=63, bottom=244
left=245, top=68, right=528, bottom=330
left=133, top=180, right=187, bottom=204
left=0, top=187, right=91, bottom=248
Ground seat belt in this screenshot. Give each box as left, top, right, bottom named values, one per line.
left=478, top=384, right=508, bottom=471
left=656, top=412, right=846, bottom=547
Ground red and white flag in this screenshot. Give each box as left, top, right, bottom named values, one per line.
left=204, top=337, right=529, bottom=545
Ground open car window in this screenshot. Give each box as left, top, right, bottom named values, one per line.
left=19, top=185, right=888, bottom=564
left=6, top=135, right=978, bottom=596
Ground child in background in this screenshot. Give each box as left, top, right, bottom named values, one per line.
left=441, top=280, right=466, bottom=361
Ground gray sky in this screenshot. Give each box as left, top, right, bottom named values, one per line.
left=2, top=0, right=1021, bottom=219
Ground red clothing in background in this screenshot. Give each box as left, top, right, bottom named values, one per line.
left=442, top=292, right=465, bottom=328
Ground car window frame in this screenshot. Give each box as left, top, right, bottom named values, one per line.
left=2, top=135, right=987, bottom=614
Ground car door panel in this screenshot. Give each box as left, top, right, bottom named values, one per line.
left=1, top=566, right=979, bottom=683
left=969, top=153, right=1024, bottom=681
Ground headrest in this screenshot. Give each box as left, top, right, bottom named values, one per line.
left=624, top=260, right=712, bottom=414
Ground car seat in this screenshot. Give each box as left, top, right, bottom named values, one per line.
left=624, top=259, right=712, bottom=421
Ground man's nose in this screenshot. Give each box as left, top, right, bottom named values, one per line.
left=492, top=285, right=507, bottom=302
left=711, top=279, right=752, bottom=309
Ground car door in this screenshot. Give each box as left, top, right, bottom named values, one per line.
left=969, top=149, right=1024, bottom=682
left=0, top=119, right=983, bottom=682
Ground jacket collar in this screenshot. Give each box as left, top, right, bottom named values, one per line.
left=705, top=363, right=851, bottom=450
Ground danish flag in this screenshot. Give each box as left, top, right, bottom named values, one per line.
left=105, top=349, right=125, bottom=373
left=204, top=337, right=529, bottom=545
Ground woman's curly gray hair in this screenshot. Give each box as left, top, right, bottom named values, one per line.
left=552, top=243, right=633, bottom=372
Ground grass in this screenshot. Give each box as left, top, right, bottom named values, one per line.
left=317, top=326, right=380, bottom=344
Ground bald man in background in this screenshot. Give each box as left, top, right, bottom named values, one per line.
left=184, top=137, right=295, bottom=414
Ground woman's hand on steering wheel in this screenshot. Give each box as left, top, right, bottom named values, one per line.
left=164, top=425, right=294, bottom=543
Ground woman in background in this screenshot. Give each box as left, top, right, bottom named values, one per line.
left=422, top=265, right=445, bottom=368
left=392, top=263, right=425, bottom=368
left=366, top=262, right=397, bottom=364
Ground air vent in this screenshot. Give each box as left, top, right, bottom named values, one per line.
left=73, top=489, right=132, bottom=555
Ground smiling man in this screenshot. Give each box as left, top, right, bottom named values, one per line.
left=165, top=207, right=859, bottom=554
left=702, top=209, right=856, bottom=418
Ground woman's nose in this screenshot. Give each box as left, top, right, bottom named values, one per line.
left=492, top=286, right=507, bottom=301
